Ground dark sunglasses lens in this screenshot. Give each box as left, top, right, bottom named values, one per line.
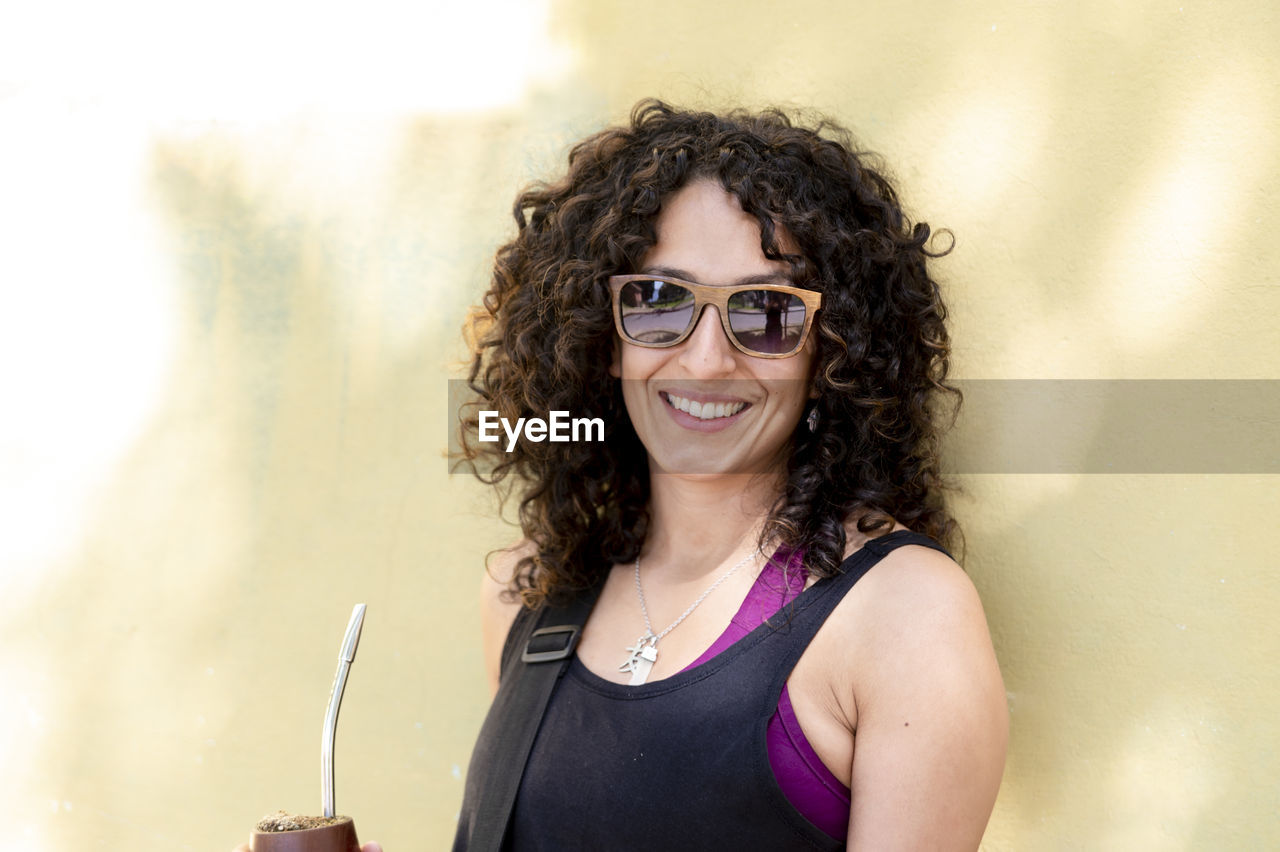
left=619, top=280, right=695, bottom=344
left=726, top=290, right=807, bottom=354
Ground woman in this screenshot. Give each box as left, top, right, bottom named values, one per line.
left=456, top=100, right=1008, bottom=850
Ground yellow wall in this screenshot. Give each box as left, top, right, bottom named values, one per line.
left=2, top=1, right=1277, bottom=849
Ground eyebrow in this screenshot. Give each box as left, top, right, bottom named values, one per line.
left=640, top=265, right=794, bottom=287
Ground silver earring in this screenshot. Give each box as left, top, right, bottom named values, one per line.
left=806, top=405, right=820, bottom=433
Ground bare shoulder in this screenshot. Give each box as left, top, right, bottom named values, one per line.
left=852, top=537, right=986, bottom=643
left=824, top=534, right=1008, bottom=849
left=815, top=534, right=996, bottom=708
left=480, top=539, right=536, bottom=697
left=835, top=521, right=983, bottom=649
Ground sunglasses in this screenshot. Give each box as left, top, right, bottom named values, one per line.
left=608, top=274, right=822, bottom=358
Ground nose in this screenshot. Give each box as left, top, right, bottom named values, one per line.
left=677, top=305, right=737, bottom=376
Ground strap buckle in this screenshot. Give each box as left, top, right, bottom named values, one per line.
left=522, top=624, right=582, bottom=663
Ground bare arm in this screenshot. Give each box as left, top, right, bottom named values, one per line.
left=841, top=546, right=1008, bottom=850
left=480, top=540, right=535, bottom=697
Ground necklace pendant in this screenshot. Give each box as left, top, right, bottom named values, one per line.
left=619, top=635, right=659, bottom=685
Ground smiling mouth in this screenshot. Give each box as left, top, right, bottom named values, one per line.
left=661, top=392, right=750, bottom=421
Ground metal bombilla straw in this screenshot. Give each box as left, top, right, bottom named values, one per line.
left=322, top=604, right=366, bottom=818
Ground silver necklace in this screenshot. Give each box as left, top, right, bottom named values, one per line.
left=618, top=545, right=762, bottom=685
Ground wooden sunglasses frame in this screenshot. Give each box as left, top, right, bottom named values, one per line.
left=607, top=274, right=823, bottom=358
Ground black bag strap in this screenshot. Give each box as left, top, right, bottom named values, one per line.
left=468, top=581, right=605, bottom=852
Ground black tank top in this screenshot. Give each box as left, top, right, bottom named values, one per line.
left=456, top=530, right=949, bottom=851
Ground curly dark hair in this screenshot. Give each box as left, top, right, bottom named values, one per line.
left=460, top=99, right=961, bottom=607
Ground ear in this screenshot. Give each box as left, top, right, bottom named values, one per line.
left=608, top=338, right=621, bottom=378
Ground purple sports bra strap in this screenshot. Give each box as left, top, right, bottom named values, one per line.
left=681, top=543, right=807, bottom=671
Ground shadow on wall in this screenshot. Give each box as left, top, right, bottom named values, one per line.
left=963, top=469, right=1279, bottom=850
left=13, top=106, right=598, bottom=847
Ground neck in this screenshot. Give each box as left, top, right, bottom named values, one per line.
left=641, top=469, right=784, bottom=583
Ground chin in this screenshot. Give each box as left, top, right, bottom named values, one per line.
left=646, top=448, right=781, bottom=478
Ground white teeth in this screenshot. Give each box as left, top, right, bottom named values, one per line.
left=664, top=393, right=746, bottom=421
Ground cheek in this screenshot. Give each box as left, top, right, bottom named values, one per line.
left=762, top=352, right=816, bottom=397
left=612, top=339, right=671, bottom=380
left=806, top=354, right=820, bottom=398
left=789, top=344, right=819, bottom=399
